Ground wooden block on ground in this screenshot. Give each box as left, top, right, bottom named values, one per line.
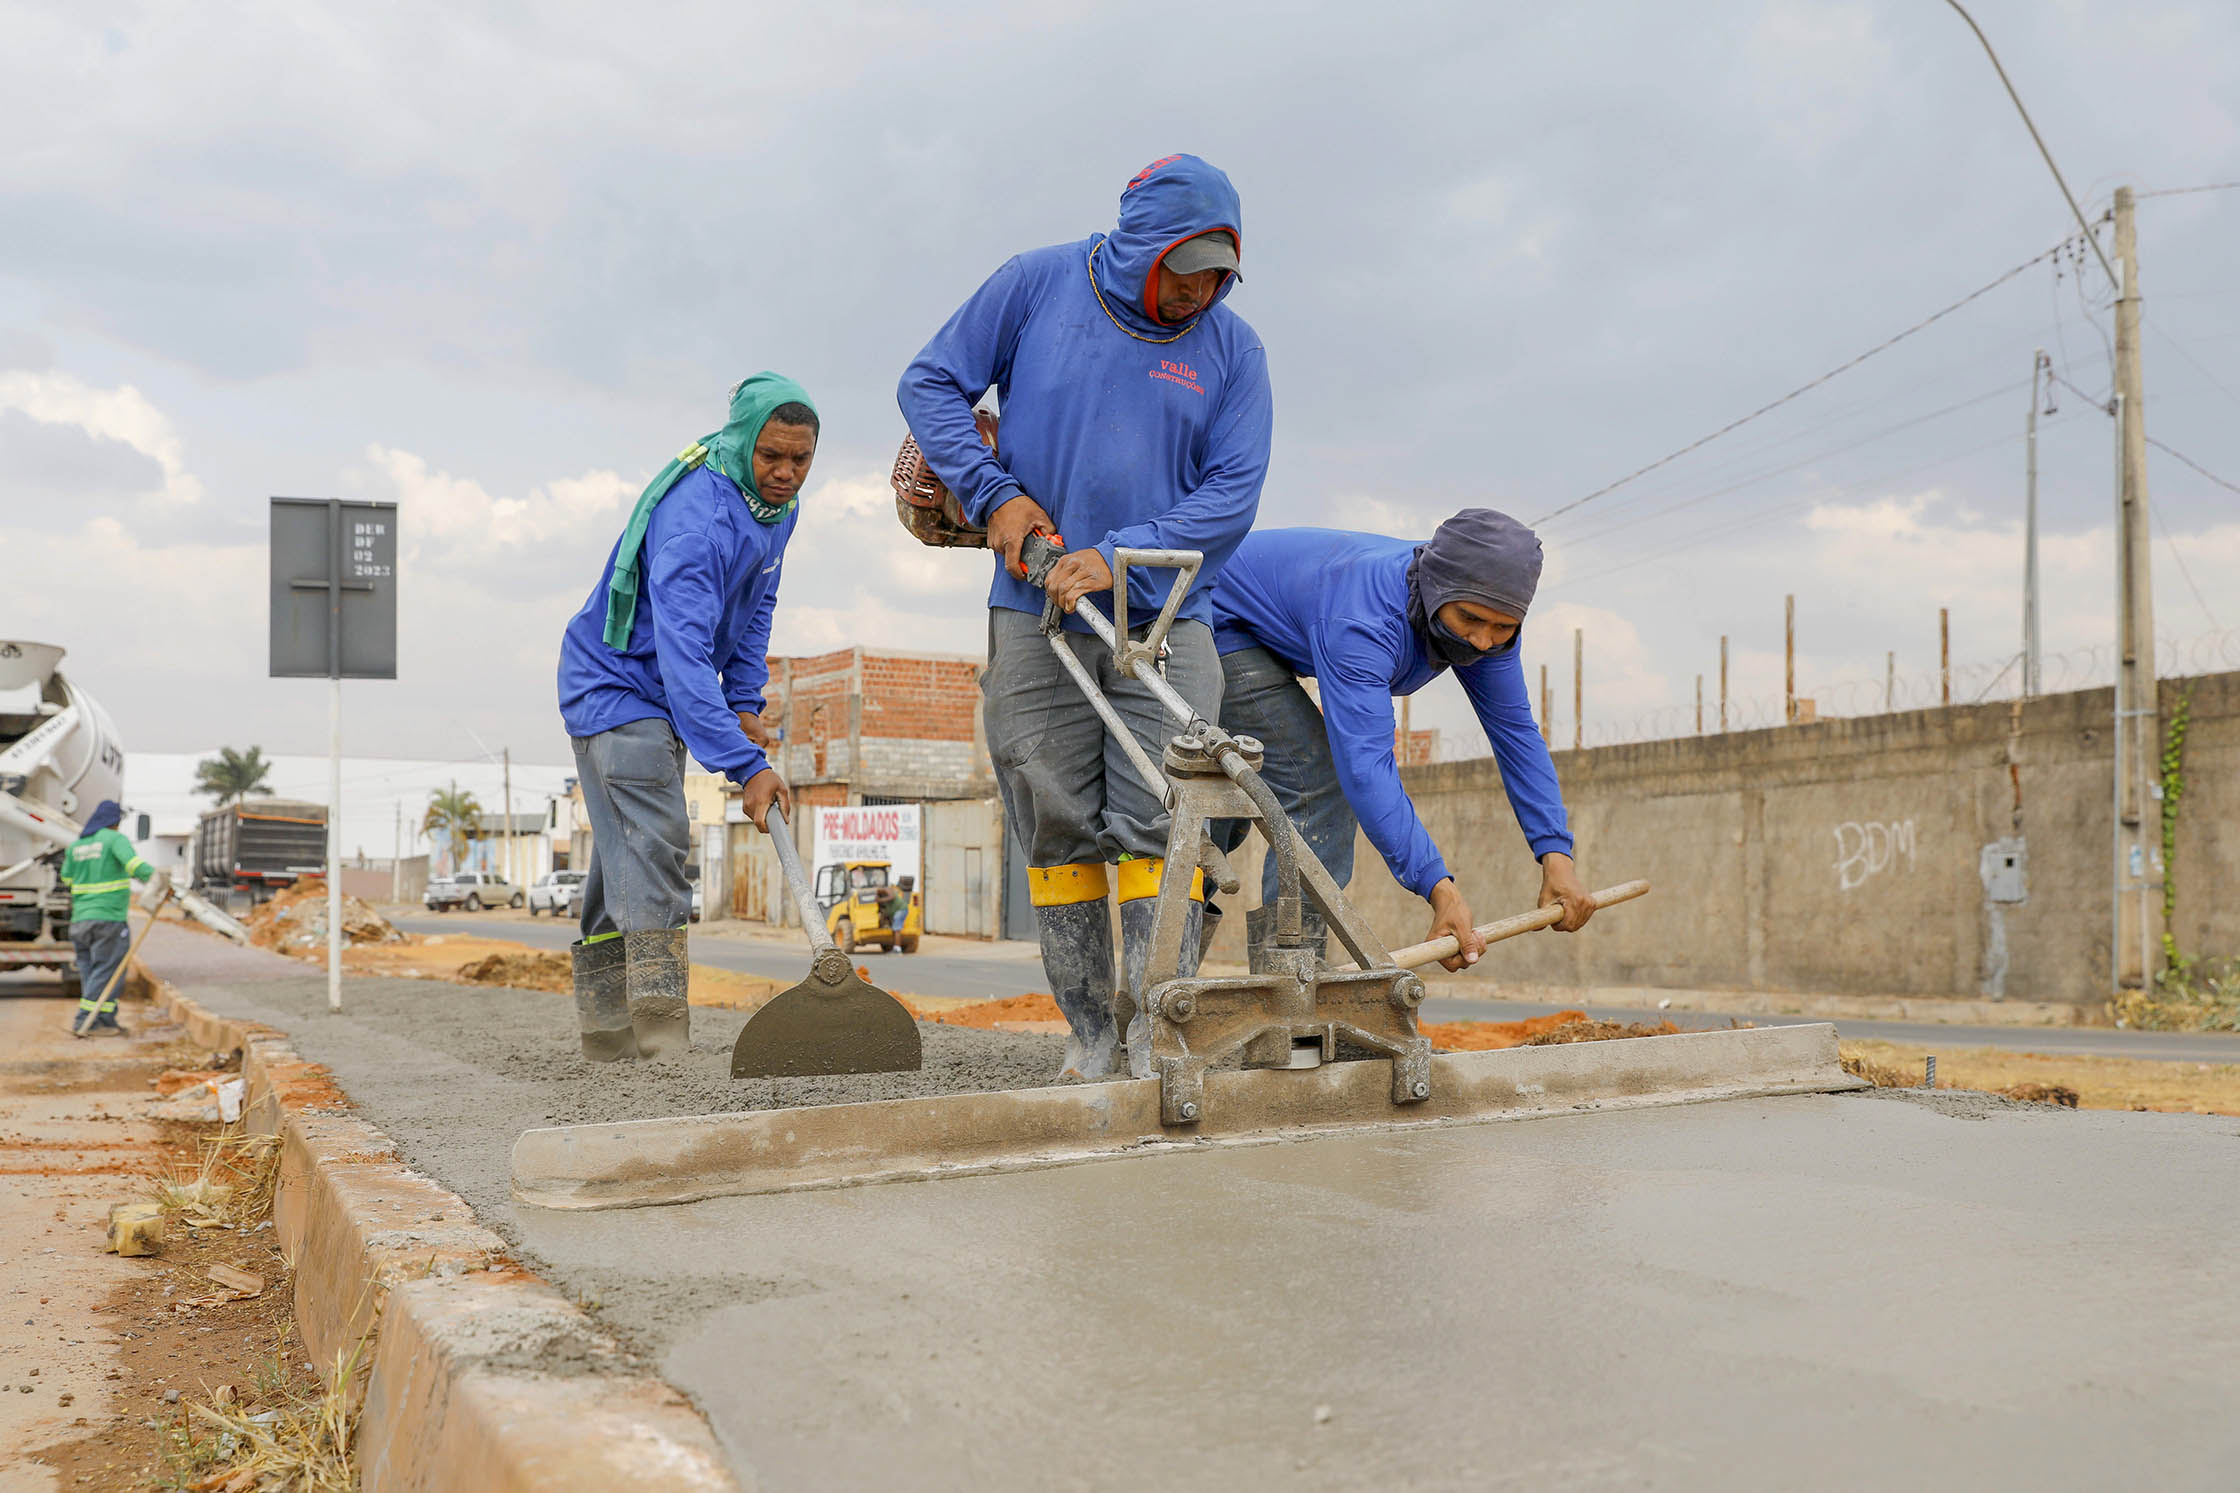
left=106, top=1201, right=165, bottom=1256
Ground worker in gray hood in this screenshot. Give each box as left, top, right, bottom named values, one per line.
left=1207, top=510, right=1593, bottom=970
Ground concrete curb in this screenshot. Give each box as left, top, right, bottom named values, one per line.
left=514, top=1022, right=1868, bottom=1211
left=155, top=983, right=740, bottom=1492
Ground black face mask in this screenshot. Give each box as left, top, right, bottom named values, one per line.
left=1425, top=615, right=1493, bottom=671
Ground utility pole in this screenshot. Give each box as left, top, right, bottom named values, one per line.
left=1572, top=629, right=1583, bottom=751
left=1695, top=675, right=1703, bottom=734
left=1538, top=665, right=1551, bottom=745
left=2112, top=184, right=2159, bottom=991
left=1940, top=609, right=1951, bottom=705
left=1885, top=651, right=1896, bottom=713
left=391, top=800, right=400, bottom=904
left=2024, top=348, right=2047, bottom=696
left=1718, top=636, right=1729, bottom=733
left=502, top=746, right=515, bottom=889
left=1398, top=695, right=1411, bottom=765
left=1784, top=596, right=1797, bottom=725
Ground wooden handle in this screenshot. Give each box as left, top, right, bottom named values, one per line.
left=1351, top=878, right=1651, bottom=974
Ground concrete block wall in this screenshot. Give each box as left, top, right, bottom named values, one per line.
left=1210, top=671, right=2238, bottom=1012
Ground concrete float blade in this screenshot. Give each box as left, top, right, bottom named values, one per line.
left=511, top=1022, right=1867, bottom=1211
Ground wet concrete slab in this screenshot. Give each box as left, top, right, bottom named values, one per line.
left=140, top=927, right=2240, bottom=1489
left=558, top=1093, right=2240, bottom=1491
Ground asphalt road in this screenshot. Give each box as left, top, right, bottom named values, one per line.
left=386, top=914, right=2240, bottom=1064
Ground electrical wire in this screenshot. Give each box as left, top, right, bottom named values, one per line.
left=2138, top=181, right=2240, bottom=200
left=1528, top=245, right=2061, bottom=527
left=2147, top=436, right=2240, bottom=501
left=1555, top=381, right=2027, bottom=551
left=1941, top=0, right=2119, bottom=289
left=1547, top=429, right=2022, bottom=592
left=2145, top=489, right=2225, bottom=632
left=2147, top=315, right=2240, bottom=415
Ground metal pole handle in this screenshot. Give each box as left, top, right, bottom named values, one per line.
left=763, top=807, right=838, bottom=957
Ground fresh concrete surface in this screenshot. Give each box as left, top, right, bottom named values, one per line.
left=1421, top=995, right=2240, bottom=1064
left=139, top=927, right=2240, bottom=1490
left=611, top=1094, right=2240, bottom=1492
left=511, top=1023, right=1860, bottom=1208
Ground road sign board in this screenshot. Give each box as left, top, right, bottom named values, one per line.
left=269, top=498, right=398, bottom=680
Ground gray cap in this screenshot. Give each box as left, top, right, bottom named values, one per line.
left=1163, top=231, right=1241, bottom=278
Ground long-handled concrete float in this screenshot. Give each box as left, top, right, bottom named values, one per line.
left=513, top=547, right=1863, bottom=1211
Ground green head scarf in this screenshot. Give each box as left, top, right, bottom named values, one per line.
left=602, top=371, right=818, bottom=649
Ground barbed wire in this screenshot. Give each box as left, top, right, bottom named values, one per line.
left=1494, top=627, right=2240, bottom=752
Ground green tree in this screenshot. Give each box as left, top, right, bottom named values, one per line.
left=421, top=784, right=484, bottom=874
left=193, top=745, right=275, bottom=805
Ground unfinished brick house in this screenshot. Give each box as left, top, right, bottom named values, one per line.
left=750, top=648, right=992, bottom=808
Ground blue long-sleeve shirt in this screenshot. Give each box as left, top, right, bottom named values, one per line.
left=1210, top=528, right=1574, bottom=898
left=557, top=464, right=791, bottom=781
left=897, top=154, right=1272, bottom=632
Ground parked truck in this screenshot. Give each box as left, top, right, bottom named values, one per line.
left=0, top=642, right=127, bottom=989
left=0, top=640, right=252, bottom=988
left=192, top=799, right=329, bottom=903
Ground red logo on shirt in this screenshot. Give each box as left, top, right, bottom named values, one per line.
left=1150, top=358, right=1205, bottom=395
left=1127, top=155, right=1183, bottom=192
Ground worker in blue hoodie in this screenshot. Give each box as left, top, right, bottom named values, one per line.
left=557, top=373, right=815, bottom=1063
left=1207, top=511, right=1596, bottom=972
left=898, top=154, right=1273, bottom=1079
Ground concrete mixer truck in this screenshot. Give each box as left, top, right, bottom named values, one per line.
left=0, top=640, right=247, bottom=990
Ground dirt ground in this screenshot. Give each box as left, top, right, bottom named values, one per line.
left=188, top=900, right=793, bottom=1012
left=1840, top=1038, right=2240, bottom=1116
left=0, top=993, right=324, bottom=1492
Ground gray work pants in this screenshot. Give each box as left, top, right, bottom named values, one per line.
left=982, top=607, right=1222, bottom=869
left=572, top=716, right=692, bottom=940
left=70, top=919, right=130, bottom=1024
left=1210, top=645, right=1361, bottom=899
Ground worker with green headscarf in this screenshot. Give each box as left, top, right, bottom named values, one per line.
left=557, top=373, right=817, bottom=1062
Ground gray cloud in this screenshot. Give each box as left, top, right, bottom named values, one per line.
left=1, top=0, right=2235, bottom=760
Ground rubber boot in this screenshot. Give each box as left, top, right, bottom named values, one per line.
left=1119, top=894, right=1204, bottom=1074
left=1197, top=900, right=1224, bottom=971
left=623, top=927, right=691, bottom=1060
left=572, top=937, right=637, bottom=1062
left=1035, top=899, right=1117, bottom=1079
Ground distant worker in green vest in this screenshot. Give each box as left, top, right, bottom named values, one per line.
left=59, top=799, right=159, bottom=1036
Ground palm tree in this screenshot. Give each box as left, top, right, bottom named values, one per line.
left=194, top=746, right=275, bottom=805
left=421, top=784, right=484, bottom=875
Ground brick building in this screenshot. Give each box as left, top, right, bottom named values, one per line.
left=751, top=648, right=992, bottom=807
left=720, top=648, right=1013, bottom=935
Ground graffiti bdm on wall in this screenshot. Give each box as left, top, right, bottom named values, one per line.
left=1834, top=820, right=1917, bottom=891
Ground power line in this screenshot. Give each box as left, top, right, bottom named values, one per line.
left=2147, top=435, right=2240, bottom=500
left=2147, top=316, right=2240, bottom=416
left=1548, top=430, right=2020, bottom=592
left=1941, top=0, right=2119, bottom=288
left=2138, top=181, right=2240, bottom=200
left=1556, top=381, right=2026, bottom=550
left=1529, top=245, right=2061, bottom=527
left=2145, top=488, right=2225, bottom=632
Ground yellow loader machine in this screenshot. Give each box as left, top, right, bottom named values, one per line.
left=815, top=860, right=921, bottom=955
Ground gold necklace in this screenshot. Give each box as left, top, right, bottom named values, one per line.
left=1086, top=240, right=1201, bottom=345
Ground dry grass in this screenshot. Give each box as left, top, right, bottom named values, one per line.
left=1840, top=1038, right=2240, bottom=1115
left=165, top=1333, right=368, bottom=1492
left=151, top=1127, right=282, bottom=1230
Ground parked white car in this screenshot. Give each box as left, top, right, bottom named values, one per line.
left=424, top=871, right=523, bottom=912
left=528, top=870, right=584, bottom=917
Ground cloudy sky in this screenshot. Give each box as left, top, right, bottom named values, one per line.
left=4, top=0, right=2236, bottom=771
